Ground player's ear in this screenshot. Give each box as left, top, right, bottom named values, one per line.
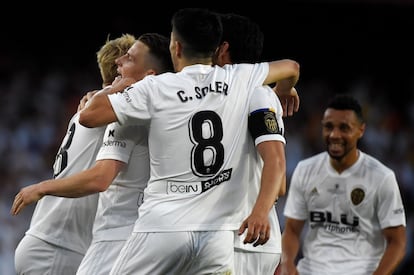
left=215, top=42, right=231, bottom=65
left=175, top=40, right=183, bottom=58
left=358, top=122, right=366, bottom=138
left=220, top=41, right=230, bottom=54
left=145, top=69, right=156, bottom=76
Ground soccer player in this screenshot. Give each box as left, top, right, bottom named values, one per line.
left=12, top=33, right=136, bottom=275
left=11, top=33, right=173, bottom=275
left=79, top=8, right=300, bottom=274
left=280, top=94, right=406, bottom=275
left=76, top=32, right=173, bottom=275
left=214, top=12, right=296, bottom=275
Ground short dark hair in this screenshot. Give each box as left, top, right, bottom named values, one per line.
left=327, top=94, right=364, bottom=123
left=171, top=8, right=222, bottom=59
left=138, top=33, right=174, bottom=73
left=219, top=13, right=264, bottom=63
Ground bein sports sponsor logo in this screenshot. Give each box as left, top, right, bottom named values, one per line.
left=167, top=182, right=202, bottom=195
left=201, top=168, right=232, bottom=192
left=166, top=168, right=233, bottom=195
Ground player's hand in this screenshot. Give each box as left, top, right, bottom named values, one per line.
left=111, top=76, right=137, bottom=92
left=238, top=212, right=270, bottom=247
left=78, top=90, right=99, bottom=112
left=112, top=75, right=122, bottom=85
left=10, top=184, right=43, bottom=215
left=273, top=86, right=300, bottom=117
left=274, top=264, right=282, bottom=275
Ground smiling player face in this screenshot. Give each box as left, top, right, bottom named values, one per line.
left=321, top=108, right=365, bottom=165
left=115, top=40, right=154, bottom=81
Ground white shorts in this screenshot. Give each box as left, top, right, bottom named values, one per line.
left=110, top=231, right=234, bottom=275
left=76, top=240, right=126, bottom=275
left=234, top=247, right=280, bottom=275
left=15, top=234, right=84, bottom=275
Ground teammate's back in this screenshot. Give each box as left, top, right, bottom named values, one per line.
left=111, top=62, right=269, bottom=231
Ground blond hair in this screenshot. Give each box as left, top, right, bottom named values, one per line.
left=96, top=33, right=136, bottom=87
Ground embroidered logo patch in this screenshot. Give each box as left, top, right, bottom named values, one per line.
left=351, top=188, right=365, bottom=205
left=264, top=112, right=278, bottom=133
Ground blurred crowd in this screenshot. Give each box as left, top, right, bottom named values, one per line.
left=0, top=62, right=413, bottom=274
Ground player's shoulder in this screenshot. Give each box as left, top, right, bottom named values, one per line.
left=129, top=72, right=176, bottom=93
left=249, top=85, right=282, bottom=113
left=298, top=151, right=327, bottom=167
left=292, top=152, right=327, bottom=177
left=145, top=71, right=175, bottom=82
left=256, top=85, right=280, bottom=102
left=253, top=84, right=273, bottom=93
left=359, top=151, right=395, bottom=176
left=222, top=62, right=263, bottom=72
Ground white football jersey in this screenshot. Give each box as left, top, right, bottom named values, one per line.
left=108, top=63, right=269, bottom=232
left=26, top=112, right=105, bottom=254
left=92, top=122, right=149, bottom=241
left=234, top=85, right=286, bottom=253
left=284, top=151, right=406, bottom=274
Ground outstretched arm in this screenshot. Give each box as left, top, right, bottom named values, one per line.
left=10, top=159, right=124, bottom=215
left=79, top=76, right=137, bottom=128
left=264, top=59, right=299, bottom=93
left=264, top=59, right=300, bottom=117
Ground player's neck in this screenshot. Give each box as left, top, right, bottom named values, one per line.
left=330, top=149, right=360, bottom=174
left=177, top=57, right=213, bottom=71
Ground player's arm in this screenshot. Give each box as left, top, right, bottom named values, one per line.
left=264, top=59, right=299, bottom=94
left=373, top=225, right=406, bottom=275
left=278, top=171, right=287, bottom=197
left=280, top=217, right=305, bottom=275
left=263, top=59, right=300, bottom=117
left=78, top=90, right=99, bottom=112
left=79, top=76, right=137, bottom=128
left=239, top=139, right=286, bottom=247
left=239, top=86, right=287, bottom=246
left=257, top=141, right=286, bottom=201
left=10, top=159, right=125, bottom=215
left=77, top=76, right=128, bottom=112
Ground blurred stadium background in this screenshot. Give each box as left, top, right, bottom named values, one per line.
left=1, top=3, right=413, bottom=274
